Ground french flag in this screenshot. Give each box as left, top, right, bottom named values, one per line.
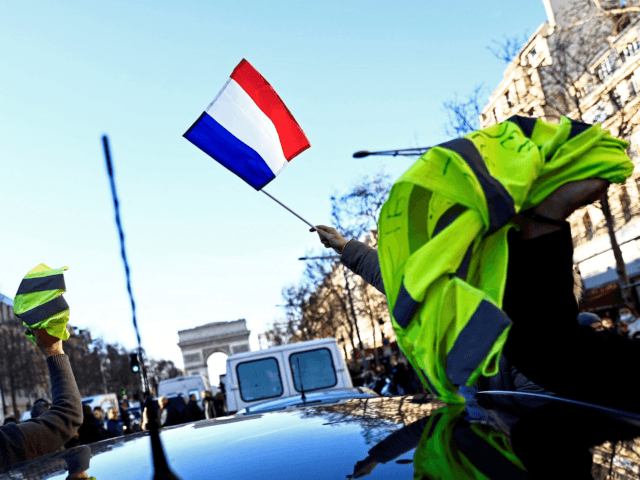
left=184, top=59, right=310, bottom=190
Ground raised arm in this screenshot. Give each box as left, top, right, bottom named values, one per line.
left=312, top=225, right=385, bottom=294
left=0, top=328, right=82, bottom=466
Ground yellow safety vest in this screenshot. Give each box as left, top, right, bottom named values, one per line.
left=14, top=264, right=70, bottom=344
left=378, top=116, right=633, bottom=403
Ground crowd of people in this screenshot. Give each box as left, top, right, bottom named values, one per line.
left=577, top=303, right=640, bottom=338
left=349, top=354, right=425, bottom=396
left=139, top=390, right=227, bottom=430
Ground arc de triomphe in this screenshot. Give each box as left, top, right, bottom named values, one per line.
left=178, top=319, right=251, bottom=383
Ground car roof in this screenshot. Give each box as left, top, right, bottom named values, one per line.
left=3, top=393, right=639, bottom=479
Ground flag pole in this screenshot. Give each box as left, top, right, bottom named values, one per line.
left=261, top=189, right=315, bottom=229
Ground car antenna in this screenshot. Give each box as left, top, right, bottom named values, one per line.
left=296, top=357, right=306, bottom=405
left=102, top=136, right=182, bottom=480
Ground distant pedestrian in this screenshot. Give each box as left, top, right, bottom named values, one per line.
left=67, top=404, right=108, bottom=447
left=213, top=392, right=226, bottom=417
left=93, top=407, right=104, bottom=423
left=201, top=391, right=216, bottom=419
left=158, top=396, right=181, bottom=428
left=185, top=394, right=203, bottom=422
left=391, top=356, right=410, bottom=395
left=104, top=407, right=123, bottom=438
left=30, top=398, right=51, bottom=419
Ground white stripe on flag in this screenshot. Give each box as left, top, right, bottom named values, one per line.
left=207, top=79, right=288, bottom=176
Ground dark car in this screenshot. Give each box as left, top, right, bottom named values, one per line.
left=1, top=391, right=639, bottom=479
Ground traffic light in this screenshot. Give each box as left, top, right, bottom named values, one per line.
left=129, top=353, right=140, bottom=373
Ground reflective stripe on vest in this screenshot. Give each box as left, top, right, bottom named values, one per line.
left=393, top=203, right=469, bottom=328
left=437, top=138, right=515, bottom=235
left=445, top=300, right=512, bottom=386
left=17, top=296, right=70, bottom=326
left=16, top=274, right=65, bottom=296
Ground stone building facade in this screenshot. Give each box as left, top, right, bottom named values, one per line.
left=480, top=0, right=640, bottom=312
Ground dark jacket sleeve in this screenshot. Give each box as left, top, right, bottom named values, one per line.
left=341, top=240, right=385, bottom=294
left=0, top=354, right=83, bottom=467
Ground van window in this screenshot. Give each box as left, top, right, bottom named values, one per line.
left=289, top=348, right=337, bottom=392
left=237, top=357, right=283, bottom=402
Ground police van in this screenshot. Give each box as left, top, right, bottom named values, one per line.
left=225, top=338, right=354, bottom=414
left=157, top=374, right=214, bottom=410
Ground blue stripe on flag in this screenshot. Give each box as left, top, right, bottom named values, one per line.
left=184, top=112, right=276, bottom=190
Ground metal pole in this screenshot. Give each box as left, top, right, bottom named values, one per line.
left=261, top=189, right=315, bottom=229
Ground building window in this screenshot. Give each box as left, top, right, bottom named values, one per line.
left=583, top=212, right=594, bottom=240
left=595, top=55, right=615, bottom=81
left=587, top=102, right=608, bottom=123
left=636, top=176, right=640, bottom=196
left=528, top=47, right=537, bottom=64
left=505, top=91, right=513, bottom=108
left=628, top=76, right=638, bottom=99
left=623, top=41, right=640, bottom=60
left=612, top=90, right=623, bottom=109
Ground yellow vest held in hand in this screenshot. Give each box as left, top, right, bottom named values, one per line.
left=378, top=116, right=633, bottom=404
left=14, top=264, right=70, bottom=345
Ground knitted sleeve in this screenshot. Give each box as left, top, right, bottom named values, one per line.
left=341, top=240, right=385, bottom=294
left=0, top=354, right=82, bottom=467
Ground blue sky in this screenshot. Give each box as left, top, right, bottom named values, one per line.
left=1, top=0, right=547, bottom=385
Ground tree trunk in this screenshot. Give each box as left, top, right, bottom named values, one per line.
left=601, top=193, right=636, bottom=309
left=329, top=287, right=357, bottom=365
left=360, top=285, right=380, bottom=368
left=342, top=266, right=367, bottom=371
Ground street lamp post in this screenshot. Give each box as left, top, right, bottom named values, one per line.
left=352, top=147, right=431, bottom=158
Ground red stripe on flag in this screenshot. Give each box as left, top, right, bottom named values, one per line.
left=230, top=59, right=310, bottom=161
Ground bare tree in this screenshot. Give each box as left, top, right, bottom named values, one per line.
left=442, top=84, right=485, bottom=137
left=265, top=173, right=393, bottom=371
left=487, top=33, right=529, bottom=64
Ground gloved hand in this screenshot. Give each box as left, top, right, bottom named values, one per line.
left=310, top=225, right=348, bottom=254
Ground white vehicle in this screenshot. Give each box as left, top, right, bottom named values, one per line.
left=81, top=393, right=120, bottom=417
left=225, top=338, right=354, bottom=414
left=158, top=375, right=213, bottom=410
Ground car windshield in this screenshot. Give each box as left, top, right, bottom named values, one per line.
left=289, top=348, right=337, bottom=392
left=237, top=357, right=283, bottom=402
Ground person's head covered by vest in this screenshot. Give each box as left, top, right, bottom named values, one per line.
left=377, top=116, right=634, bottom=404
left=13, top=264, right=70, bottom=346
